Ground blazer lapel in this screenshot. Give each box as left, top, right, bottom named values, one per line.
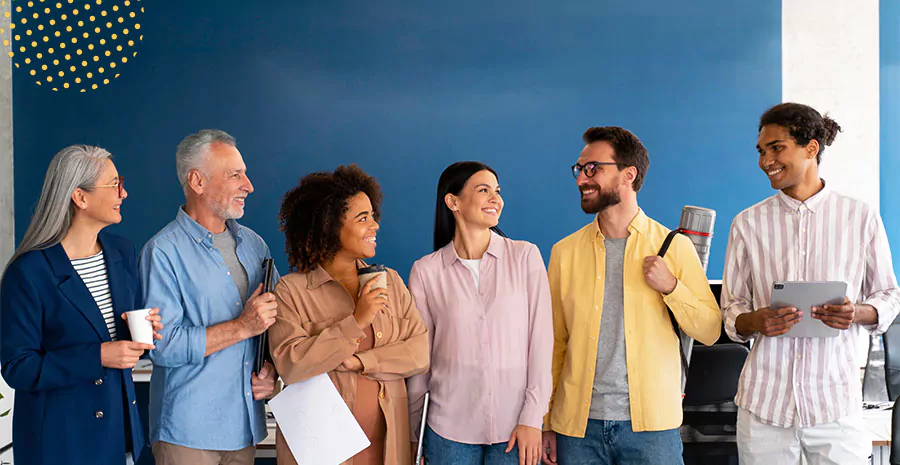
left=99, top=235, right=134, bottom=337
left=44, top=243, right=111, bottom=342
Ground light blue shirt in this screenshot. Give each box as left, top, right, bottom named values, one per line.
left=140, top=208, right=279, bottom=450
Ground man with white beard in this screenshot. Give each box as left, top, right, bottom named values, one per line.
left=140, top=129, right=279, bottom=464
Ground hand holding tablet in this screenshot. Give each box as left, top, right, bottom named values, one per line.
left=744, top=306, right=804, bottom=337
left=810, top=297, right=856, bottom=330
left=769, top=281, right=848, bottom=338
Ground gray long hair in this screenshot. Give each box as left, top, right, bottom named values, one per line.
left=7, top=145, right=112, bottom=267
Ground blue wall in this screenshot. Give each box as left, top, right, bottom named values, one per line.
left=883, top=0, right=900, bottom=276
left=13, top=0, right=781, bottom=279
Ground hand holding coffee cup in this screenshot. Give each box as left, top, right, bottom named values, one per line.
left=353, top=277, right=389, bottom=329
left=122, top=308, right=163, bottom=345
left=358, top=264, right=388, bottom=293
left=100, top=340, right=155, bottom=369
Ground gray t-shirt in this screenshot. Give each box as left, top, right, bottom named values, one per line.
left=589, top=236, right=631, bottom=421
left=213, top=229, right=250, bottom=303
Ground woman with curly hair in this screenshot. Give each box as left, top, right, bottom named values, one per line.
left=267, top=164, right=429, bottom=465
left=406, top=161, right=552, bottom=465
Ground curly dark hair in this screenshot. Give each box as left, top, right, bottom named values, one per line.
left=759, top=103, right=842, bottom=165
left=582, top=126, right=650, bottom=192
left=278, top=164, right=383, bottom=272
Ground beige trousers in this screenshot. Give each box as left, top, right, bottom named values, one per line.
left=152, top=441, right=256, bottom=465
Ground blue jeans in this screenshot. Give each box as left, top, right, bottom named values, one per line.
left=424, top=425, right=520, bottom=465
left=556, top=419, right=684, bottom=465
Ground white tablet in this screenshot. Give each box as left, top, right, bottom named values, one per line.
left=770, top=281, right=848, bottom=338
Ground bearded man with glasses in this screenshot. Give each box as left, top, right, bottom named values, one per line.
left=540, top=126, right=721, bottom=465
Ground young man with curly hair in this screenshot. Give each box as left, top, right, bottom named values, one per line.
left=722, top=103, right=900, bottom=464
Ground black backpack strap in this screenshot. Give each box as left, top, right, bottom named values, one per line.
left=657, top=229, right=681, bottom=259
left=657, top=229, right=689, bottom=378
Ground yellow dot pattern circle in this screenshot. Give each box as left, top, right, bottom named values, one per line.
left=3, top=0, right=143, bottom=92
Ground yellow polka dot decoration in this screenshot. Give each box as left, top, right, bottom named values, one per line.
left=3, top=0, right=144, bottom=92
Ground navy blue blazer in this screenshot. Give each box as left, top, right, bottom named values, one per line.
left=0, top=232, right=147, bottom=465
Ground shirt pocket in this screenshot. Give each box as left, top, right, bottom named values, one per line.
left=300, top=317, right=341, bottom=337
left=379, top=314, right=412, bottom=345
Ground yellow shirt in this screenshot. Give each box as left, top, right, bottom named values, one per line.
left=544, top=209, right=721, bottom=436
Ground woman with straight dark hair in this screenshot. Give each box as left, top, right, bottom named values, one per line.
left=0, top=145, right=163, bottom=465
left=407, top=161, right=553, bottom=465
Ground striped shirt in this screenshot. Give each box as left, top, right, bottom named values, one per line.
left=71, top=251, right=117, bottom=340
left=722, top=181, right=900, bottom=427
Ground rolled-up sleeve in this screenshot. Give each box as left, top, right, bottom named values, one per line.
left=140, top=244, right=206, bottom=367
left=861, top=212, right=900, bottom=334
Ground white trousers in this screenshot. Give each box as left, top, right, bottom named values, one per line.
left=736, top=408, right=870, bottom=465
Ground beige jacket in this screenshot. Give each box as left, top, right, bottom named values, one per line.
left=268, top=265, right=430, bottom=465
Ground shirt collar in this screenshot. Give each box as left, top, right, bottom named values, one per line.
left=307, top=266, right=333, bottom=289
left=775, top=179, right=831, bottom=213
left=307, top=259, right=371, bottom=289
left=176, top=206, right=243, bottom=246
left=591, top=208, right=648, bottom=241
left=440, top=231, right=505, bottom=268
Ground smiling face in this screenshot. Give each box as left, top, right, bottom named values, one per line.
left=575, top=141, right=630, bottom=214
left=338, top=192, right=380, bottom=260
left=199, top=142, right=254, bottom=220
left=446, top=169, right=503, bottom=230
left=757, top=124, right=819, bottom=192
left=75, top=158, right=127, bottom=226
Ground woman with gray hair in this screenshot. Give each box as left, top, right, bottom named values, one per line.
left=0, top=145, right=163, bottom=465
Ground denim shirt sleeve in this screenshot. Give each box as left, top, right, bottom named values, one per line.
left=140, top=243, right=207, bottom=367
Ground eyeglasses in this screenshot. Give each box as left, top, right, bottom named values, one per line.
left=89, top=175, right=125, bottom=199
left=571, top=162, right=617, bottom=179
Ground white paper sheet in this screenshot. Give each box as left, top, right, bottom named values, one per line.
left=268, top=373, right=370, bottom=465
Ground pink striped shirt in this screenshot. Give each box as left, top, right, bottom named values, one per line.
left=722, top=182, right=900, bottom=427
left=406, top=233, right=553, bottom=444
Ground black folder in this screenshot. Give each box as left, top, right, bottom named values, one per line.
left=254, top=258, right=276, bottom=374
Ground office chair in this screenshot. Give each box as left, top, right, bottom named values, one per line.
left=883, top=316, right=900, bottom=401
left=683, top=344, right=749, bottom=407
left=891, top=404, right=900, bottom=465
left=682, top=283, right=747, bottom=465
